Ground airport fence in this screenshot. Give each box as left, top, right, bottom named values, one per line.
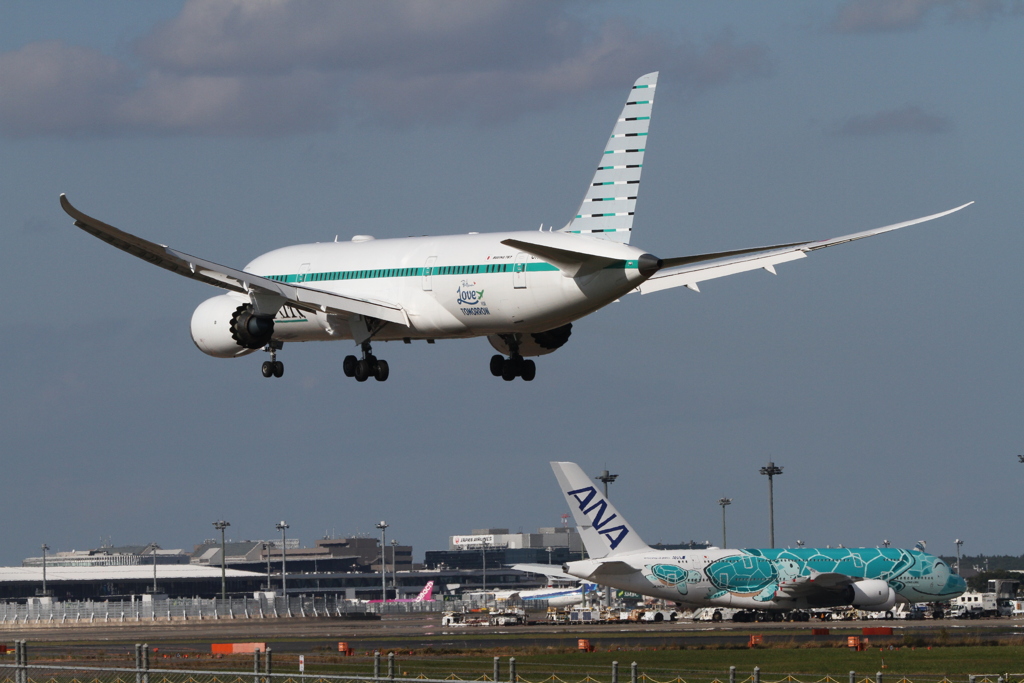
left=0, top=596, right=526, bottom=624
left=1, top=657, right=1022, bottom=683
left=0, top=596, right=375, bottom=624
left=2, top=644, right=1023, bottom=683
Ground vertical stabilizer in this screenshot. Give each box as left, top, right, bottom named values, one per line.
left=415, top=581, right=434, bottom=602
left=561, top=72, right=658, bottom=244
left=551, top=461, right=650, bottom=559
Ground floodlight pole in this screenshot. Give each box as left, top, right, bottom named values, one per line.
left=40, top=544, right=49, bottom=596
left=717, top=498, right=732, bottom=547
left=595, top=469, right=619, bottom=608
left=596, top=470, right=619, bottom=499
left=213, top=520, right=230, bottom=601
left=391, top=539, right=399, bottom=598
left=759, top=461, right=783, bottom=548
left=275, top=521, right=289, bottom=597
left=955, top=539, right=964, bottom=575
left=376, top=521, right=389, bottom=602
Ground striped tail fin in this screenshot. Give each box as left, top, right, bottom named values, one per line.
left=562, top=72, right=658, bottom=245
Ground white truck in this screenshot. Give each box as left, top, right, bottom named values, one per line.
left=950, top=591, right=999, bottom=618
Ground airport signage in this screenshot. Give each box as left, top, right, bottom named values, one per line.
left=452, top=535, right=497, bottom=548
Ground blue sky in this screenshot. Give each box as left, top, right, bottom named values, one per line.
left=1, top=1, right=1021, bottom=565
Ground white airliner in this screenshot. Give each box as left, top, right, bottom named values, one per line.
left=60, top=72, right=971, bottom=382
left=489, top=583, right=598, bottom=609
left=552, top=462, right=966, bottom=619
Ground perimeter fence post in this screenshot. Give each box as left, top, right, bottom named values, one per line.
left=142, top=644, right=150, bottom=683
left=493, top=657, right=500, bottom=682
left=631, top=662, right=638, bottom=683
left=135, top=644, right=142, bottom=683
left=374, top=651, right=380, bottom=681
left=388, top=652, right=395, bottom=680
left=22, top=640, right=28, bottom=683
left=612, top=661, right=619, bottom=683
left=753, top=667, right=760, bottom=683
left=16, top=640, right=24, bottom=683
left=509, top=657, right=516, bottom=683
left=849, top=671, right=854, bottom=683
left=875, top=672, right=882, bottom=683
left=729, top=666, right=735, bottom=683
left=254, top=649, right=261, bottom=683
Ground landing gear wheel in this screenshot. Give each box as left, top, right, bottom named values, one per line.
left=374, top=359, right=390, bottom=382
left=490, top=355, right=504, bottom=377
left=354, top=359, right=371, bottom=382
left=521, top=359, right=536, bottom=381
left=262, top=361, right=274, bottom=378
left=343, top=355, right=357, bottom=377
left=501, top=360, right=517, bottom=381
left=272, top=361, right=284, bottom=378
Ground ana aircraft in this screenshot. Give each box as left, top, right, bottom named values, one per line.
left=489, top=580, right=598, bottom=608
left=552, top=462, right=966, bottom=619
left=60, top=72, right=971, bottom=382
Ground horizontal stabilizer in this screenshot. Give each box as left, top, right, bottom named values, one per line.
left=511, top=563, right=580, bottom=581
left=501, top=233, right=634, bottom=277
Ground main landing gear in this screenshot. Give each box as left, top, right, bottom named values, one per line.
left=489, top=336, right=536, bottom=382
left=343, top=341, right=389, bottom=382
left=261, top=341, right=284, bottom=379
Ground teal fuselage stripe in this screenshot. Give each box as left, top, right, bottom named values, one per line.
left=266, top=260, right=639, bottom=284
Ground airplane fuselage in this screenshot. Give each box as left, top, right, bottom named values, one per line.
left=565, top=546, right=964, bottom=611
left=243, top=231, right=651, bottom=342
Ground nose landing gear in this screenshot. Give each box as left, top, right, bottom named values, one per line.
left=343, top=341, right=389, bottom=382
left=261, top=341, right=284, bottom=378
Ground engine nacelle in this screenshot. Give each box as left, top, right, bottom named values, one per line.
left=488, top=323, right=573, bottom=357
left=190, top=294, right=274, bottom=358
left=846, top=579, right=897, bottom=611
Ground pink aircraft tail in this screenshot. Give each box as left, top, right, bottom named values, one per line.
left=415, top=580, right=435, bottom=602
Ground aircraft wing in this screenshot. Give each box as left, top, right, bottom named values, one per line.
left=61, top=195, right=409, bottom=326
left=774, top=571, right=858, bottom=599
left=637, top=202, right=973, bottom=295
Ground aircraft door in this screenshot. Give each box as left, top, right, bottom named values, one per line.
left=422, top=256, right=437, bottom=291
left=298, top=263, right=311, bottom=283
left=513, top=252, right=528, bottom=289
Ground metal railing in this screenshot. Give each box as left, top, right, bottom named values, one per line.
left=1, top=644, right=1022, bottom=683
left=0, top=596, right=372, bottom=624
left=0, top=596, right=536, bottom=624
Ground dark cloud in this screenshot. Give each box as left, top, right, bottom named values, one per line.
left=835, top=105, right=952, bottom=136
left=0, top=0, right=772, bottom=137
left=831, top=0, right=1022, bottom=33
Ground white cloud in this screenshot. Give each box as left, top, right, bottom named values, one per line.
left=0, top=1, right=773, bottom=137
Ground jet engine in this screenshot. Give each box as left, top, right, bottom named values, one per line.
left=488, top=323, right=573, bottom=357
left=190, top=294, right=275, bottom=358
left=846, top=579, right=897, bottom=611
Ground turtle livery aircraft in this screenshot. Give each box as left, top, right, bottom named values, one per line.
left=60, top=72, right=971, bottom=382
left=552, top=461, right=966, bottom=619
